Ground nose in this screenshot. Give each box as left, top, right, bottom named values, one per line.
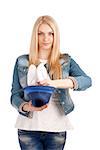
left=43, top=34, right=49, bottom=41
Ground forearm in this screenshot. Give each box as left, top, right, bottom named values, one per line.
left=53, top=78, right=74, bottom=89
left=38, top=76, right=78, bottom=89
left=11, top=93, right=25, bottom=110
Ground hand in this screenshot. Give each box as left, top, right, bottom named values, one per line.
left=22, top=101, right=48, bottom=112
left=38, top=79, right=57, bottom=87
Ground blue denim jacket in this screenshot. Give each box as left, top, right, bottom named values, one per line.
left=11, top=54, right=92, bottom=117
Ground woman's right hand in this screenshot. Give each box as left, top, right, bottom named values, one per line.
left=22, top=101, right=48, bottom=112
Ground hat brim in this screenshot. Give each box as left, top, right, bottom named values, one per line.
left=24, top=86, right=55, bottom=107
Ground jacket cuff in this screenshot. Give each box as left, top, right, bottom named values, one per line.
left=68, top=76, right=78, bottom=90
left=19, top=102, right=29, bottom=113
left=19, top=102, right=33, bottom=118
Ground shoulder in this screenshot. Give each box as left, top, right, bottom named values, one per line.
left=17, top=54, right=29, bottom=60
left=16, top=54, right=29, bottom=66
left=59, top=53, right=71, bottom=64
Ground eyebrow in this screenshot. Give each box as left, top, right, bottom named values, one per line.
left=38, top=31, right=54, bottom=33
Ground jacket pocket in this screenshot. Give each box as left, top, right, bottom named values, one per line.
left=56, top=89, right=74, bottom=115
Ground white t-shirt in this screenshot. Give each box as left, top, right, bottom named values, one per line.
left=15, top=60, right=73, bottom=131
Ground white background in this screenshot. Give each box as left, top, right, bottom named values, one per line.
left=0, top=0, right=99, bottom=149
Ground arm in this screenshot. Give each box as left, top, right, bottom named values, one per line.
left=38, top=78, right=74, bottom=89
left=10, top=59, right=29, bottom=116
left=38, top=58, right=92, bottom=90
left=69, top=58, right=92, bottom=91
left=10, top=59, right=47, bottom=115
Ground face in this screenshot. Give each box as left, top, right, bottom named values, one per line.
left=38, top=23, right=54, bottom=51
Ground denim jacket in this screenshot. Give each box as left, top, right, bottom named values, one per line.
left=10, top=54, right=92, bottom=118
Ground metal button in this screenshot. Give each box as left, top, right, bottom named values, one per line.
left=62, top=101, right=65, bottom=105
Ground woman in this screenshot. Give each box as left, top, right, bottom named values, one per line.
left=11, top=15, right=92, bottom=150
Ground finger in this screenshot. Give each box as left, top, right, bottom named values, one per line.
left=41, top=104, right=48, bottom=109
left=29, top=101, right=32, bottom=106
left=39, top=105, right=48, bottom=110
left=38, top=80, right=47, bottom=85
left=31, top=105, right=47, bottom=111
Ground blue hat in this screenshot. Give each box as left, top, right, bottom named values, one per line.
left=24, top=86, right=55, bottom=107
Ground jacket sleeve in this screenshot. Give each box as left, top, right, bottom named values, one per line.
left=69, top=58, right=92, bottom=91
left=10, top=59, right=29, bottom=117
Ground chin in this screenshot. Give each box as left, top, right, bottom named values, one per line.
left=42, top=45, right=52, bottom=50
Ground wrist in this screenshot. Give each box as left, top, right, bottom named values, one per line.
left=22, top=103, right=29, bottom=112
left=66, top=78, right=74, bottom=89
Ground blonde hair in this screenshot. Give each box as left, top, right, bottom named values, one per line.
left=29, top=15, right=62, bottom=79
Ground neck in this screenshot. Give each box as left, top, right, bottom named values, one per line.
left=38, top=49, right=51, bottom=60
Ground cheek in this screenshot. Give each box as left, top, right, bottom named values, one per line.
left=38, top=37, right=43, bottom=44
left=50, top=37, right=54, bottom=43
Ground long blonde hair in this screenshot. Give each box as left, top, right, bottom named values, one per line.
left=29, top=15, right=62, bottom=79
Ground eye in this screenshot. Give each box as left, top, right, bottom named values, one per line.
left=38, top=32, right=44, bottom=35
left=48, top=32, right=54, bottom=36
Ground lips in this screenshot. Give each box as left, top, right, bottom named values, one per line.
left=43, top=43, right=50, bottom=45
left=42, top=43, right=50, bottom=46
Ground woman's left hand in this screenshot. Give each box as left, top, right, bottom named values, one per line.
left=37, top=79, right=57, bottom=87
